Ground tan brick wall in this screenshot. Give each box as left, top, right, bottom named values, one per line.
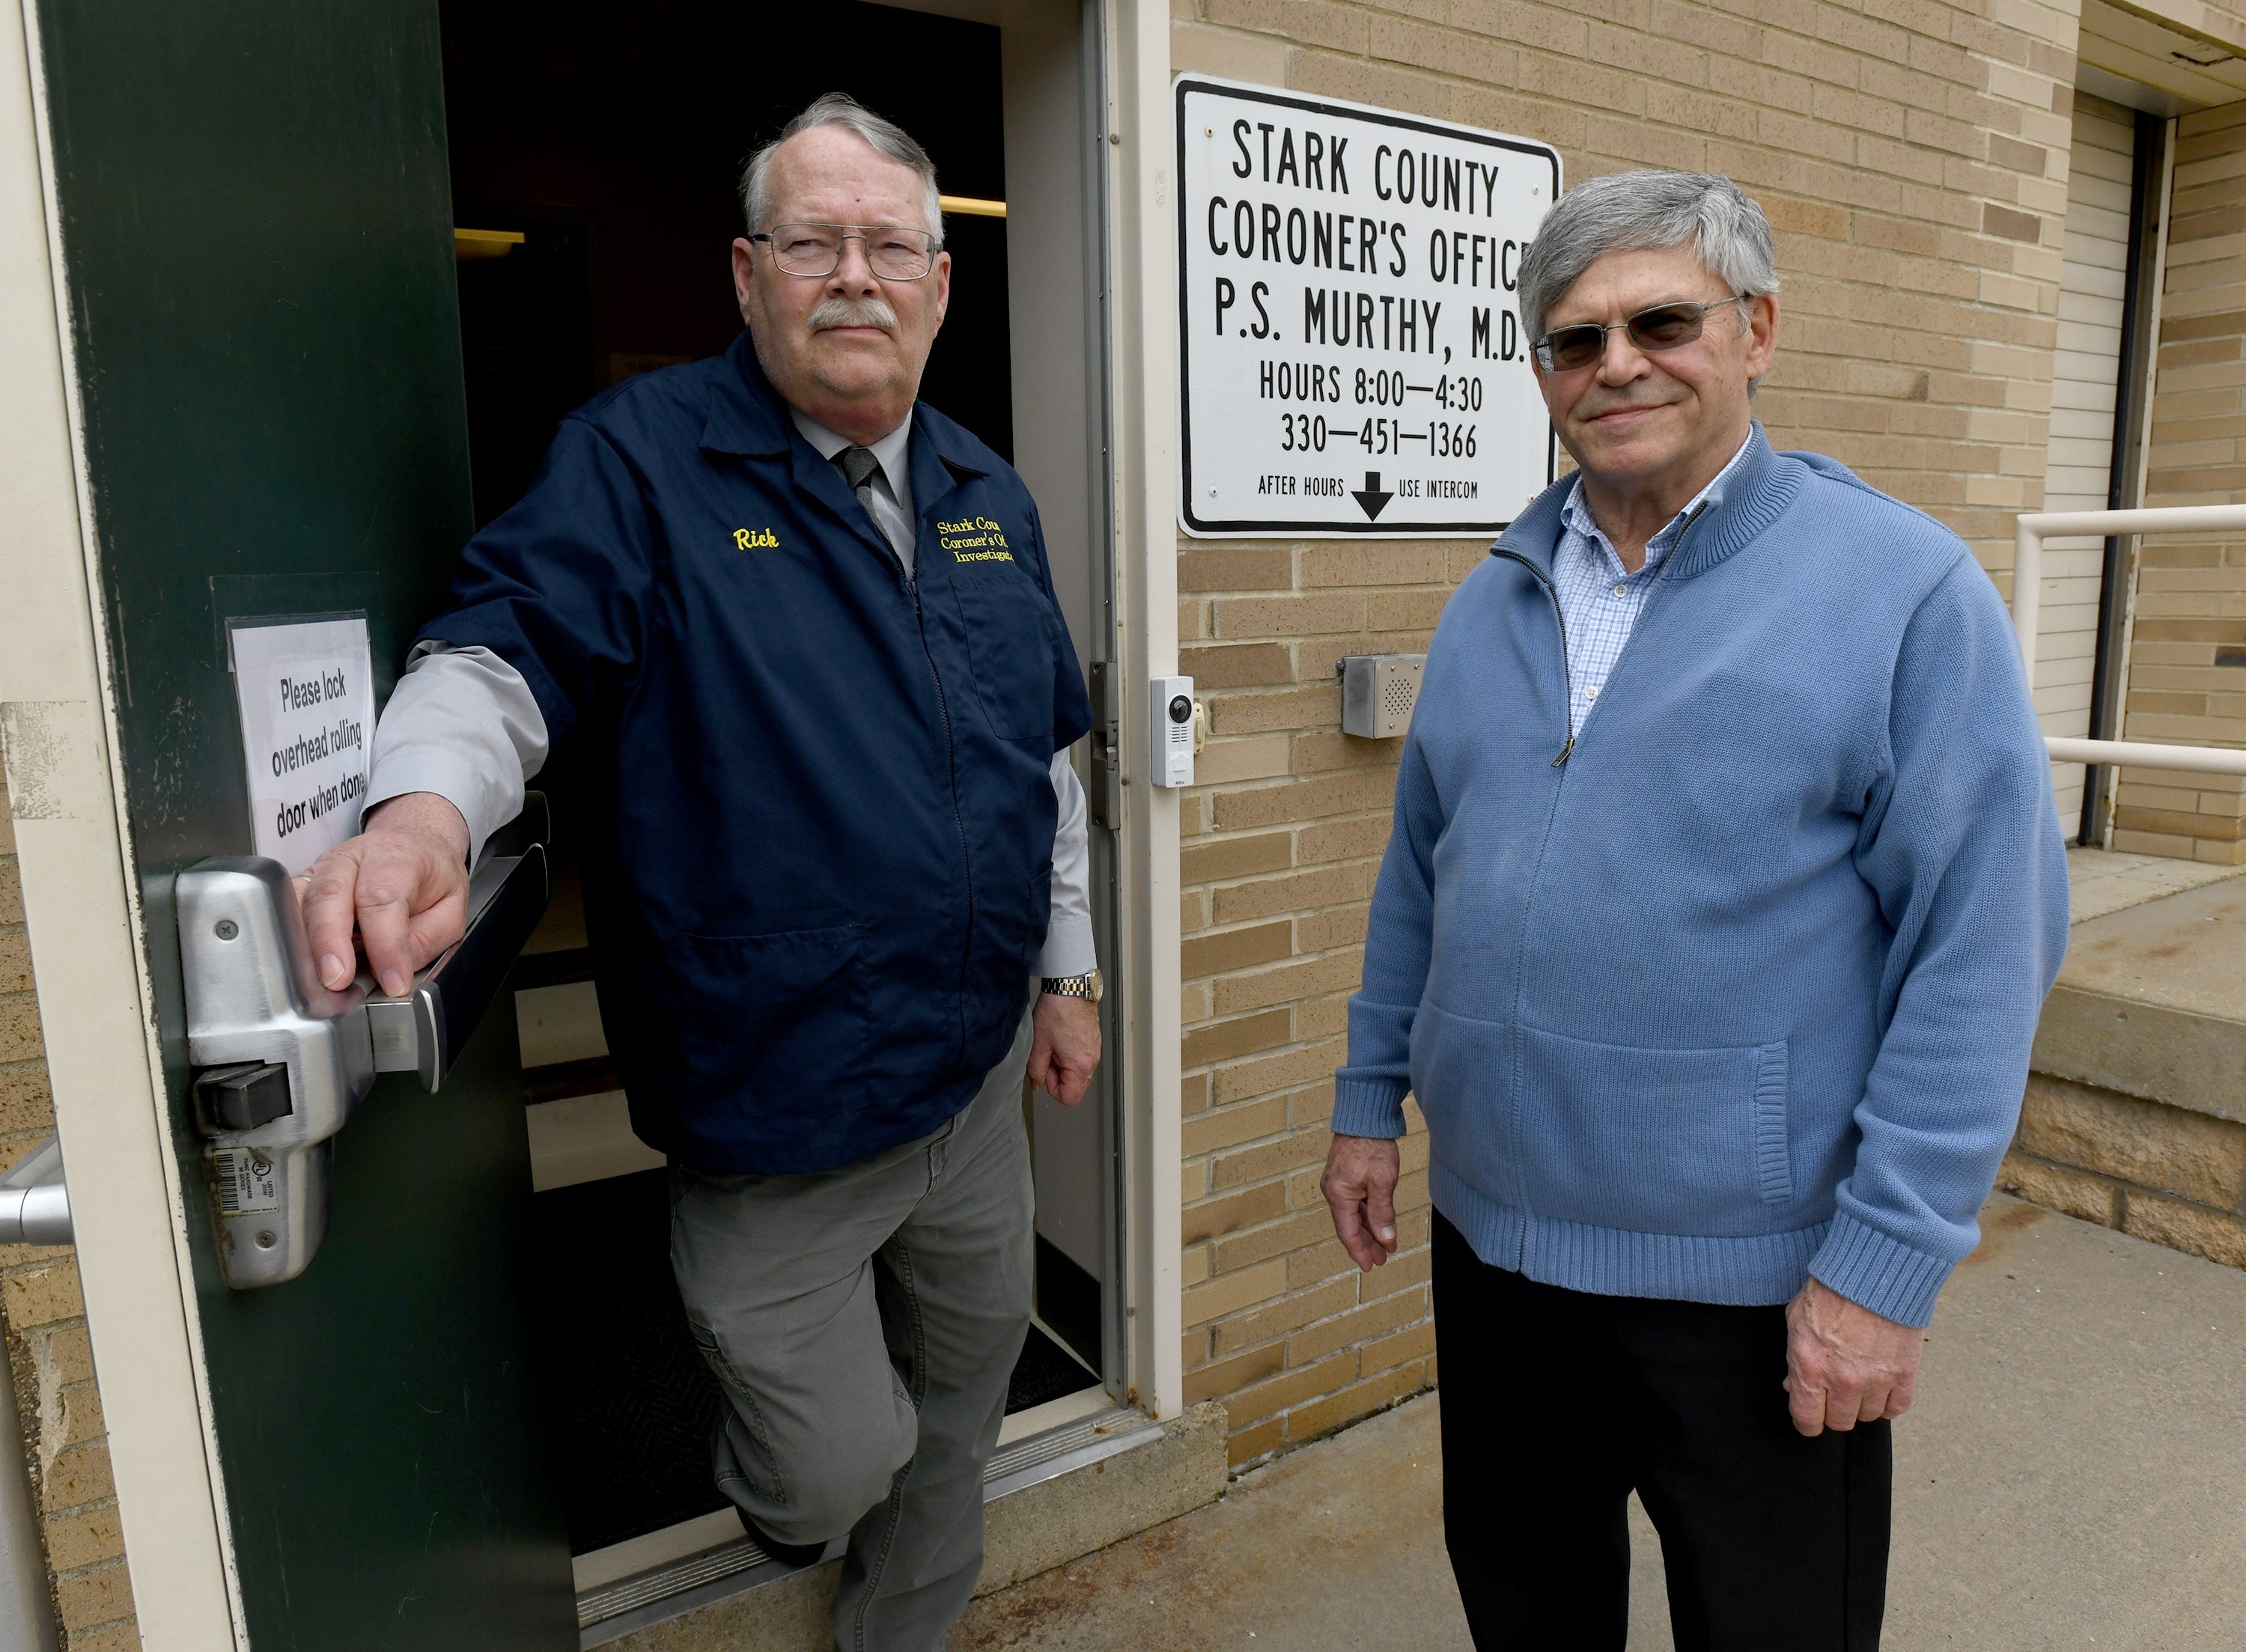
left=1998, top=1072, right=2246, bottom=1268
left=0, top=734, right=140, bottom=1651
left=2115, top=100, right=2246, bottom=864
left=1170, top=0, right=2085, bottom=1466
left=2127, top=0, right=2246, bottom=58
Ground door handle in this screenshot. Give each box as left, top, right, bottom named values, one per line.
left=175, top=818, right=549, bottom=1290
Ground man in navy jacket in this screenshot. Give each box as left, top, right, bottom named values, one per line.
left=1324, top=171, right=2068, bottom=1649
left=302, top=95, right=1101, bottom=1651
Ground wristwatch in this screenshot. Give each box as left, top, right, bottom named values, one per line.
left=1040, top=970, right=1103, bottom=1004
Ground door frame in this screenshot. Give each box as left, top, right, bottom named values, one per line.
left=0, top=0, right=243, bottom=1643
left=887, top=0, right=1182, bottom=1422
left=1102, top=0, right=1184, bottom=1424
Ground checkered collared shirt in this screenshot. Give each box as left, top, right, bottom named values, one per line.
left=1551, top=435, right=1753, bottom=737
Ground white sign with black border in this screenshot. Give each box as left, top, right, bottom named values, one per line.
left=228, top=614, right=374, bottom=875
left=1176, top=75, right=1559, bottom=537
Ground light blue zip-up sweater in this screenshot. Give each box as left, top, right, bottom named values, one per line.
left=1334, top=426, right=2069, bottom=1328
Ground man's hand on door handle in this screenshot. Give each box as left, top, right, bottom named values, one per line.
left=301, top=792, right=473, bottom=999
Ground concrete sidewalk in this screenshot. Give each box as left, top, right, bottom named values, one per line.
left=953, top=1194, right=2246, bottom=1650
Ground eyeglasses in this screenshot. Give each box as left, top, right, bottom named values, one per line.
left=1531, top=295, right=1750, bottom=372
left=749, top=222, right=941, bottom=281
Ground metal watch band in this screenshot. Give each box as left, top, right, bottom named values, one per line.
left=1039, top=971, right=1102, bottom=1003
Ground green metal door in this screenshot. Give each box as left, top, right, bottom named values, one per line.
left=31, top=1, right=576, bottom=1646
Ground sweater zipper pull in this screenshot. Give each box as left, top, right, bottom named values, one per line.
left=1489, top=546, right=1580, bottom=767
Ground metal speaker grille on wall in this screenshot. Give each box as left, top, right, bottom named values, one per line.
left=1339, top=653, right=1426, bottom=740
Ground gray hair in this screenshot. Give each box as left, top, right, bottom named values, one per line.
left=738, top=93, right=945, bottom=246
left=1517, top=170, right=1778, bottom=341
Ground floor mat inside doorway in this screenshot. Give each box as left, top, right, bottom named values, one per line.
left=535, top=1166, right=1097, bottom=1556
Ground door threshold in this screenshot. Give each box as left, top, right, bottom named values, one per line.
left=997, top=1378, right=1109, bottom=1448
left=576, top=1399, right=1159, bottom=1646
left=573, top=1506, right=748, bottom=1597
left=979, top=1396, right=1157, bottom=1500
left=570, top=1383, right=1110, bottom=1598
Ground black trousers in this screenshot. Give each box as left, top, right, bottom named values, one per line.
left=1433, top=1213, right=1890, bottom=1652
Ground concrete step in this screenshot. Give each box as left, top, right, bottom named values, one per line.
left=2037, top=870, right=2246, bottom=1121
left=2006, top=852, right=2246, bottom=1267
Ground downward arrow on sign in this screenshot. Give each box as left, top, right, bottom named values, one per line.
left=1352, top=472, right=1394, bottom=521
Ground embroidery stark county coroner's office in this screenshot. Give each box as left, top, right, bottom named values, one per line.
left=940, top=513, right=1014, bottom=562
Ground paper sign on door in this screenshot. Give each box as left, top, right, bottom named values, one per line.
left=229, top=615, right=375, bottom=874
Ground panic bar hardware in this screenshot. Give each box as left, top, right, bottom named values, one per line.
left=177, top=834, right=548, bottom=1289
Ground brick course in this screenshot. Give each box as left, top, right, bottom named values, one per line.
left=0, top=733, right=139, bottom=1651
left=1999, top=1070, right=2246, bottom=1272
left=1173, top=0, right=2081, bottom=1465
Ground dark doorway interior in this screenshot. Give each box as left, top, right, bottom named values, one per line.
left=440, top=0, right=1092, bottom=1563
left=535, top=1169, right=1096, bottom=1556
left=443, top=0, right=1015, bottom=527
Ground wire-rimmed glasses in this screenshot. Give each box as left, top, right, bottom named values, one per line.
left=749, top=222, right=941, bottom=281
left=1531, top=295, right=1751, bottom=373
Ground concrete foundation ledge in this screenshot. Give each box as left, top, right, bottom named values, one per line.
left=602, top=1403, right=1229, bottom=1651
left=2030, top=878, right=2246, bottom=1124
left=2011, top=874, right=2246, bottom=1274
left=977, top=1401, right=1229, bottom=1596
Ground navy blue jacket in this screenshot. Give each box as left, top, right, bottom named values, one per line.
left=421, top=332, right=1092, bottom=1173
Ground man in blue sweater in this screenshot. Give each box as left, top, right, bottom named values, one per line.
left=1324, top=171, right=2069, bottom=1649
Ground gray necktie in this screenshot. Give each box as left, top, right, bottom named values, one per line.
left=834, top=445, right=880, bottom=518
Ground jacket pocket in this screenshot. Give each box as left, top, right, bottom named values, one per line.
left=648, top=922, right=870, bottom=1112
left=1515, top=1024, right=1793, bottom=1235
left=948, top=559, right=1058, bottom=743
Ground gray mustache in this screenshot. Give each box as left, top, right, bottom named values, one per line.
left=809, top=296, right=899, bottom=333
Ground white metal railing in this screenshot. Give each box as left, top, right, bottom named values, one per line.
left=2013, top=505, right=2246, bottom=778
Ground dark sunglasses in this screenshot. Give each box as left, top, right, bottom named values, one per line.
left=1532, top=294, right=1750, bottom=372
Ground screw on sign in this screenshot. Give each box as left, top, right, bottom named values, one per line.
left=1175, top=74, right=1559, bottom=537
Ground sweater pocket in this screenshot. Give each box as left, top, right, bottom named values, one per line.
left=1407, top=1001, right=1521, bottom=1200
left=1514, top=1024, right=1794, bottom=1236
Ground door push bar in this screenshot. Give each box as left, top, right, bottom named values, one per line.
left=175, top=825, right=548, bottom=1290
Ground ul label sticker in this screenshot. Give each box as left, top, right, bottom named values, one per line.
left=211, top=1147, right=281, bottom=1216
